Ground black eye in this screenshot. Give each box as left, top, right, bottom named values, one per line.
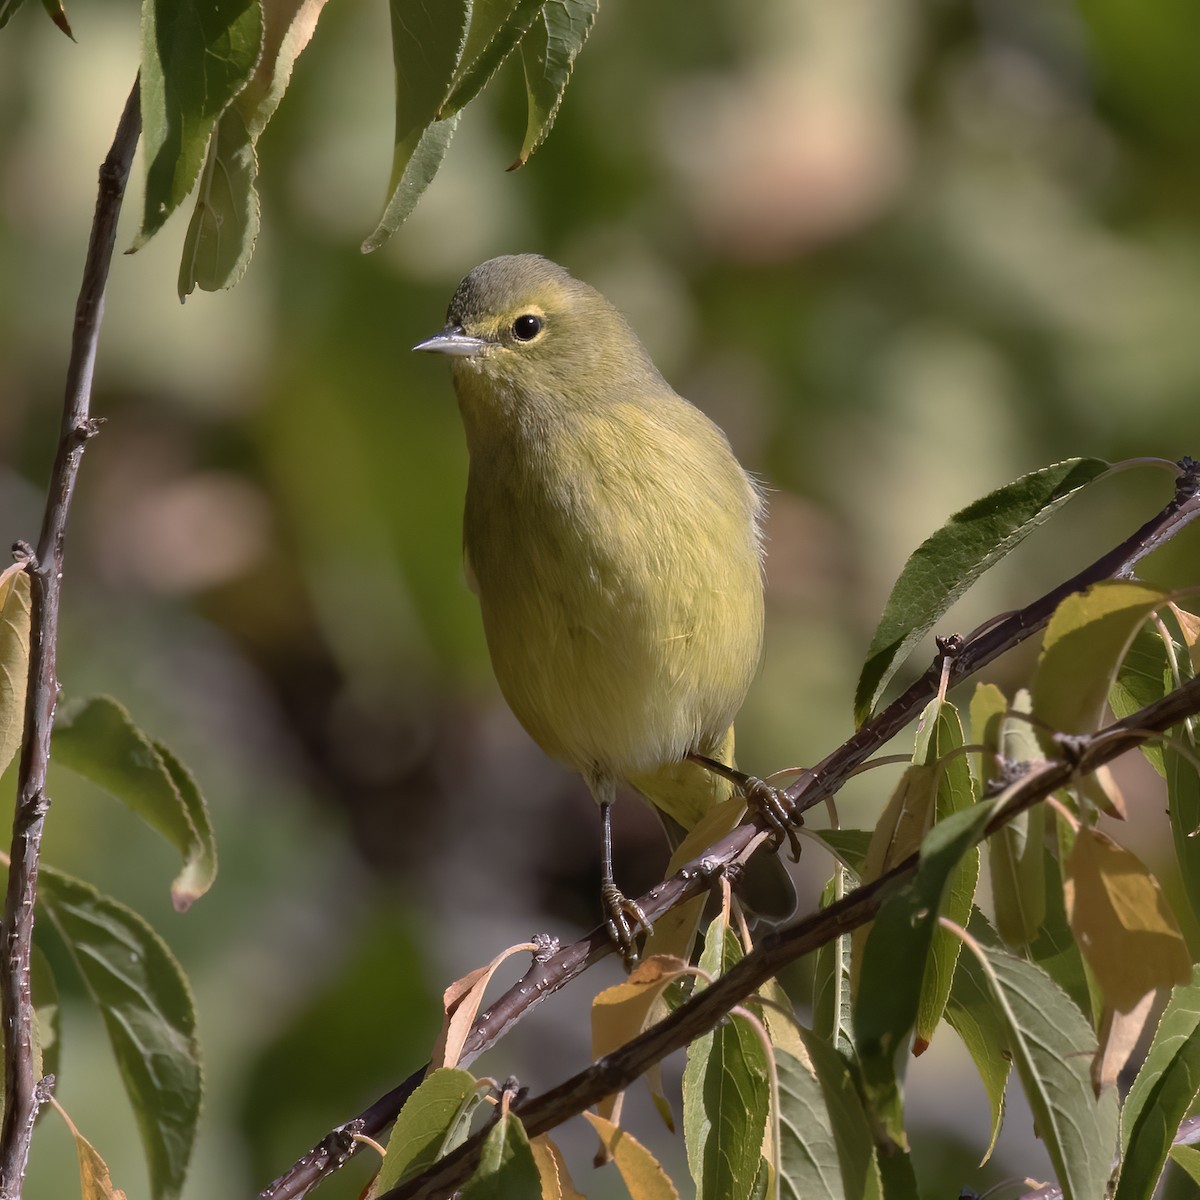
left=512, top=314, right=542, bottom=341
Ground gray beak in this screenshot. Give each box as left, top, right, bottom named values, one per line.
left=412, top=326, right=490, bottom=357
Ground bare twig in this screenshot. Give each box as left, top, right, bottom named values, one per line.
left=0, top=77, right=141, bottom=1197
left=381, top=676, right=1200, bottom=1200
left=258, top=461, right=1200, bottom=1200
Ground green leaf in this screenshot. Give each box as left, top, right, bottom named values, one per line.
left=983, top=691, right=1047, bottom=946
left=812, top=871, right=854, bottom=1058
left=370, top=1068, right=484, bottom=1194
left=1166, top=746, right=1200, bottom=926
left=461, top=1108, right=542, bottom=1200
left=814, top=829, right=870, bottom=875
left=1029, top=847, right=1097, bottom=1024
left=774, top=1049, right=842, bottom=1200
left=31, top=942, right=61, bottom=1086
left=683, top=920, right=771, bottom=1200
left=1115, top=966, right=1200, bottom=1200
left=1168, top=1145, right=1200, bottom=1186
left=1033, top=580, right=1166, bottom=739
left=362, top=0, right=470, bottom=252
left=1110, top=625, right=1180, bottom=776
left=179, top=0, right=332, bottom=296
left=0, top=565, right=31, bottom=779
left=853, top=797, right=998, bottom=1146
left=958, top=934, right=1118, bottom=1200
left=913, top=700, right=978, bottom=1053
left=52, top=696, right=217, bottom=911
left=136, top=0, right=264, bottom=248
left=795, top=1027, right=883, bottom=1200
left=943, top=911, right=1010, bottom=1164
left=441, top=0, right=546, bottom=117
left=513, top=0, right=598, bottom=167
left=853, top=458, right=1110, bottom=727
left=0, top=0, right=28, bottom=31
left=38, top=866, right=201, bottom=1200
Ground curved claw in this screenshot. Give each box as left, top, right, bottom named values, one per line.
left=600, top=881, right=653, bottom=969
left=742, top=777, right=804, bottom=863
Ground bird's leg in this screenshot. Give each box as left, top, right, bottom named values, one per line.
left=688, top=752, right=804, bottom=862
left=599, top=798, right=653, bottom=968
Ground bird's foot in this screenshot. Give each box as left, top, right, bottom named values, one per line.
left=600, top=881, right=653, bottom=969
left=742, top=776, right=803, bottom=863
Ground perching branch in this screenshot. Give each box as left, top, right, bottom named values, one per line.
left=258, top=460, right=1200, bottom=1200
left=381, top=674, right=1200, bottom=1200
left=0, top=76, right=141, bottom=1196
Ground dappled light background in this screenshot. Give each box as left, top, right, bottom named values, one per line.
left=2, top=0, right=1200, bottom=1196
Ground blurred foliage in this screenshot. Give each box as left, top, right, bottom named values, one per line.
left=2, top=0, right=1199, bottom=1196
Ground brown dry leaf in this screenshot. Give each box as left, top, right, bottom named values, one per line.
left=1063, top=828, right=1192, bottom=1013
left=584, top=1112, right=682, bottom=1200
left=52, top=1099, right=129, bottom=1200
left=592, top=954, right=690, bottom=1126
left=430, top=941, right=537, bottom=1070
left=530, top=1135, right=586, bottom=1200
left=1091, top=992, right=1156, bottom=1096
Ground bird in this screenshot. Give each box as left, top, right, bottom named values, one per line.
left=415, top=254, right=794, bottom=963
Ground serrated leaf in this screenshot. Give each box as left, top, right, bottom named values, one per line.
left=441, top=0, right=546, bottom=117
left=795, top=1026, right=883, bottom=1200
left=31, top=943, right=61, bottom=1085
left=1033, top=581, right=1167, bottom=739
left=513, top=0, right=598, bottom=167
left=913, top=700, right=978, bottom=1053
left=179, top=0, right=331, bottom=296
left=1166, top=746, right=1200, bottom=926
left=983, top=690, right=1047, bottom=947
left=1063, top=828, right=1191, bottom=1013
left=1029, top=845, right=1098, bottom=1024
left=38, top=866, right=200, bottom=1200
left=530, top=1136, right=586, bottom=1200
left=854, top=458, right=1110, bottom=726
left=461, top=1108, right=542, bottom=1200
left=368, top=1068, right=483, bottom=1196
left=136, top=0, right=263, bottom=248
left=584, top=1113, right=682, bottom=1200
left=853, top=797, right=998, bottom=1146
left=812, top=870, right=854, bottom=1058
left=362, top=0, right=470, bottom=251
left=1117, top=967, right=1200, bottom=1200
left=1168, top=1145, right=1200, bottom=1186
left=774, top=1049, right=842, bottom=1200
left=683, top=919, right=771, bottom=1200
left=944, top=912, right=1009, bottom=1165
left=0, top=565, right=31, bottom=779
left=958, top=935, right=1119, bottom=1200
left=52, top=696, right=216, bottom=911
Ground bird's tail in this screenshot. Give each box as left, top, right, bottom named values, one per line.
left=630, top=728, right=796, bottom=923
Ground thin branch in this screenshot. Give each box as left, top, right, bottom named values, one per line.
left=0, top=76, right=141, bottom=1196
left=257, top=461, right=1200, bottom=1200
left=382, top=675, right=1200, bottom=1200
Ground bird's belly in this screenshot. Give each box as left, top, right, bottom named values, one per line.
left=470, top=517, right=761, bottom=781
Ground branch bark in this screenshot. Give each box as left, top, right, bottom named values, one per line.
left=258, top=459, right=1200, bottom=1200
left=0, top=76, right=141, bottom=1197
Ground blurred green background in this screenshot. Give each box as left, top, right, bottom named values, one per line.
left=2, top=0, right=1200, bottom=1196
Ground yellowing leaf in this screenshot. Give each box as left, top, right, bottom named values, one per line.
left=0, top=564, right=32, bottom=779
left=584, top=1112, right=682, bottom=1200
left=530, top=1136, right=585, bottom=1200
left=53, top=1100, right=129, bottom=1200
left=1063, top=829, right=1191, bottom=1013
left=431, top=941, right=537, bottom=1071
left=1033, top=581, right=1166, bottom=737
left=1092, top=994, right=1155, bottom=1096
left=591, top=955, right=690, bottom=1125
